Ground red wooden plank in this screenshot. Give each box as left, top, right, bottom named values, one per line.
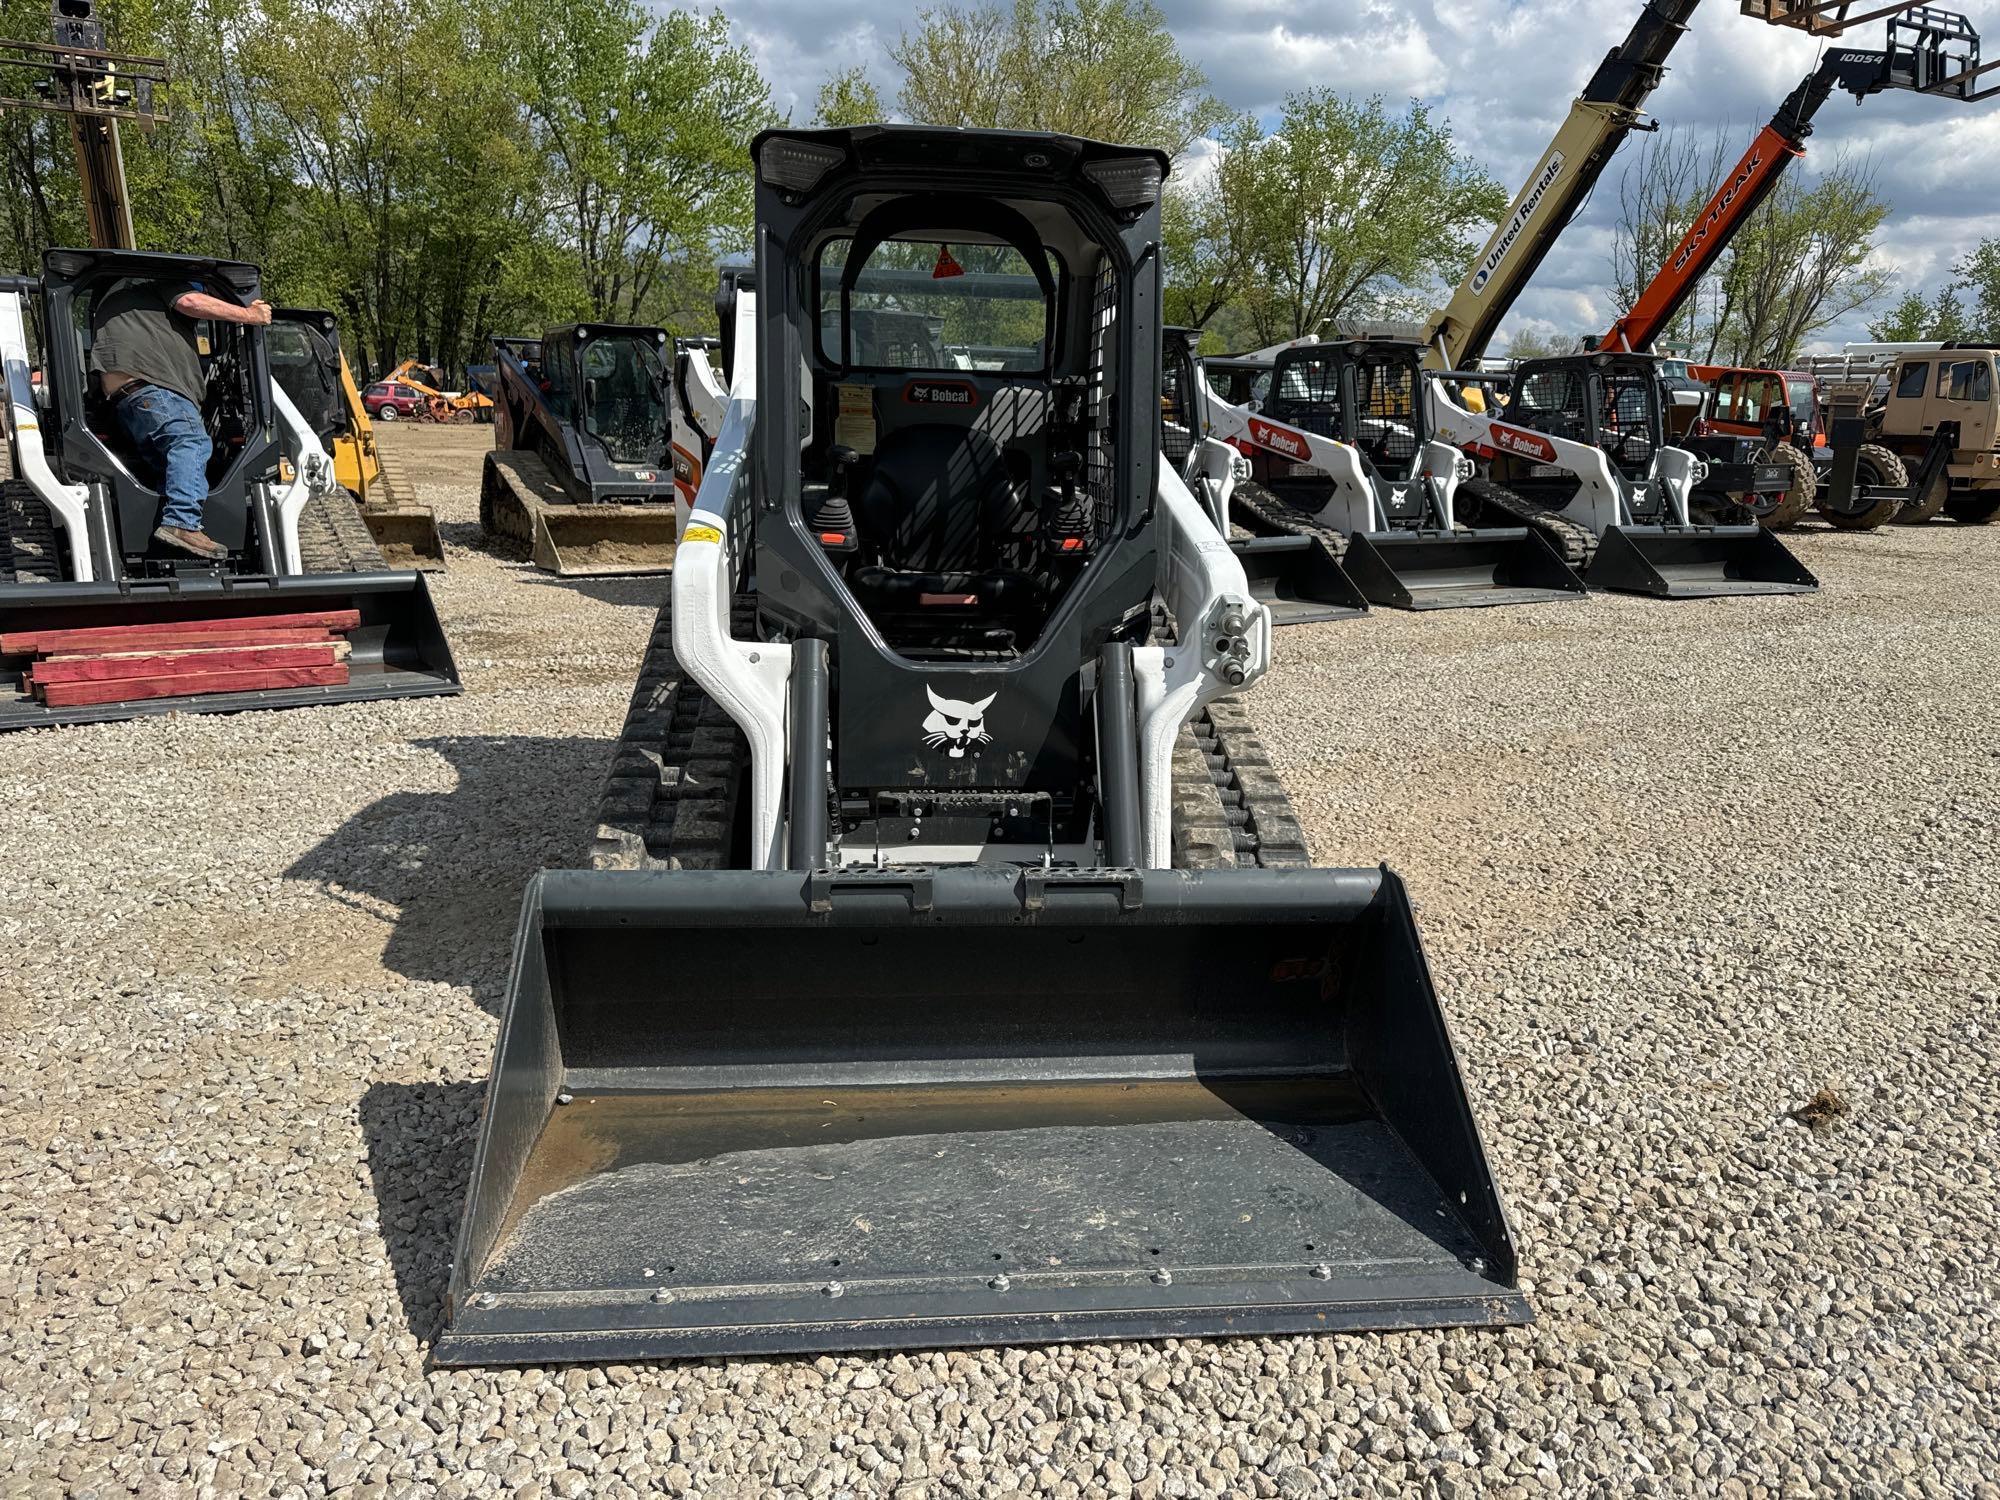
left=30, top=642, right=348, bottom=685
left=38, top=664, right=350, bottom=708
left=2, top=609, right=361, bottom=654
left=16, top=626, right=338, bottom=656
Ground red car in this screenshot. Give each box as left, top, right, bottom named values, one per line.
left=363, top=381, right=426, bottom=421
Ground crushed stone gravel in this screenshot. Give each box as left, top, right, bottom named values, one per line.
left=2, top=425, right=1996, bottom=1497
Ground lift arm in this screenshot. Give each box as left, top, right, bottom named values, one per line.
left=1419, top=0, right=1707, bottom=372
left=1599, top=7, right=1990, bottom=353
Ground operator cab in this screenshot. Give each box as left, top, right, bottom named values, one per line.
left=1256, top=339, right=1431, bottom=528
left=38, top=249, right=279, bottom=577
left=775, top=136, right=1162, bottom=662
left=1500, top=353, right=1664, bottom=507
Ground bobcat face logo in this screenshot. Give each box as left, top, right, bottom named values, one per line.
left=922, top=687, right=996, bottom=758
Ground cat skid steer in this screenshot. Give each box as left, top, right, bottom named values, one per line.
left=268, top=307, right=447, bottom=569
left=480, top=323, right=683, bottom=575
left=436, top=125, right=1525, bottom=1365
left=1197, top=340, right=1585, bottom=610
left=1463, top=352, right=1818, bottom=598
left=0, top=250, right=459, bottom=729
left=1161, top=330, right=1366, bottom=625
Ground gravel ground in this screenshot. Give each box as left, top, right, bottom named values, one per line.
left=3, top=424, right=1997, bottom=1497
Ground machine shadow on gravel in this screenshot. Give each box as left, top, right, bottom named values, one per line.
left=286, top=735, right=609, bottom=1011
left=361, top=1079, right=484, bottom=1343
left=517, top=572, right=671, bottom=610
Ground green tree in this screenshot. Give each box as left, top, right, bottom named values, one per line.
left=814, top=68, right=884, bottom=128
left=513, top=0, right=775, bottom=328
left=1954, top=238, right=2000, bottom=341
left=1230, top=92, right=1506, bottom=344
left=1611, top=138, right=1893, bottom=365
left=1160, top=116, right=1260, bottom=332
left=892, top=0, right=1222, bottom=157
left=1869, top=285, right=1970, bottom=344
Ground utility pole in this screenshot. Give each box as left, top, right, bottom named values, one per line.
left=0, top=0, right=169, bottom=251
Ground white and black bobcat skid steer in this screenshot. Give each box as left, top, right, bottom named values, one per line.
left=438, top=126, right=1525, bottom=1364
left=0, top=249, right=457, bottom=728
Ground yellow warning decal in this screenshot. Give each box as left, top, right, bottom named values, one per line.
left=684, top=523, right=723, bottom=544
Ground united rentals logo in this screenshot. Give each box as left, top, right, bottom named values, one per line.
left=1471, top=151, right=1565, bottom=296
left=1248, top=418, right=1311, bottom=462
left=1491, top=424, right=1556, bottom=464
left=1670, top=148, right=1765, bottom=275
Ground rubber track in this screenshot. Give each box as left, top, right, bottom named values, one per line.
left=1230, top=479, right=1349, bottom=561
left=1461, top=476, right=1596, bottom=570
left=1185, top=699, right=1311, bottom=869
left=295, top=489, right=388, bottom=574
left=480, top=449, right=563, bottom=548
left=1153, top=603, right=1311, bottom=871
left=2, top=438, right=61, bottom=583
left=588, top=590, right=752, bottom=870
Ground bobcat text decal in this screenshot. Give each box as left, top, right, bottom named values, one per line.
left=903, top=379, right=980, bottom=408
left=1471, top=151, right=1565, bottom=295
left=1247, top=418, right=1311, bottom=462
left=1491, top=425, right=1557, bottom=464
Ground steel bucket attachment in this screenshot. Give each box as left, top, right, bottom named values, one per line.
left=361, top=504, right=448, bottom=572
left=1341, top=528, right=1586, bottom=610
left=1228, top=536, right=1367, bottom=625
left=0, top=571, right=460, bottom=730
left=531, top=507, right=678, bottom=577
left=435, top=863, right=1527, bottom=1365
left=1585, top=525, right=1818, bottom=599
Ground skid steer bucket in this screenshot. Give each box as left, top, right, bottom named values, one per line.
left=1229, top=536, right=1367, bottom=625
left=0, top=571, right=459, bottom=730
left=1341, top=527, right=1586, bottom=611
left=1584, top=524, right=1818, bottom=599
left=361, top=503, right=448, bottom=572
left=435, top=864, right=1527, bottom=1365
left=530, top=506, right=678, bottom=577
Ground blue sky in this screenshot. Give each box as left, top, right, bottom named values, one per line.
left=715, top=0, right=2000, bottom=351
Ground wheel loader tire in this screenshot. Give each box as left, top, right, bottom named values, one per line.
left=1893, top=463, right=1951, bottom=525
left=295, top=488, right=389, bottom=574
left=588, top=588, right=751, bottom=871
left=1818, top=445, right=1906, bottom=531
left=1944, top=492, right=2000, bottom=525
left=1757, top=443, right=1819, bottom=531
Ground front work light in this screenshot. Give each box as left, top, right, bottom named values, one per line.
left=1081, top=156, right=1164, bottom=211
left=759, top=137, right=846, bottom=195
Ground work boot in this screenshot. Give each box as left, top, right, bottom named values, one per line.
left=154, top=526, right=228, bottom=560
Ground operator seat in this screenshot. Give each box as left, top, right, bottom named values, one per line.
left=848, top=423, right=1045, bottom=620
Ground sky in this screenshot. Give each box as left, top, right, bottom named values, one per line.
left=711, top=0, right=2000, bottom=354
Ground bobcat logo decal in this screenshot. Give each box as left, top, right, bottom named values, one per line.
left=922, top=687, right=996, bottom=758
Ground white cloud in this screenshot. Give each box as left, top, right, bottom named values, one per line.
left=710, top=0, right=2000, bottom=347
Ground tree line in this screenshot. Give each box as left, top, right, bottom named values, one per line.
left=4, top=0, right=1971, bottom=380
left=0, top=0, right=775, bottom=377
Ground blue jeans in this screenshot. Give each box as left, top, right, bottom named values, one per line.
left=115, top=386, right=211, bottom=532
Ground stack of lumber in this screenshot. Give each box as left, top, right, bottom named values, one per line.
left=2, top=609, right=359, bottom=707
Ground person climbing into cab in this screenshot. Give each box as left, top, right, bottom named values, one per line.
left=89, top=277, right=273, bottom=559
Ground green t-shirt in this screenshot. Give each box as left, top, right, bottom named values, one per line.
left=88, top=279, right=206, bottom=406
